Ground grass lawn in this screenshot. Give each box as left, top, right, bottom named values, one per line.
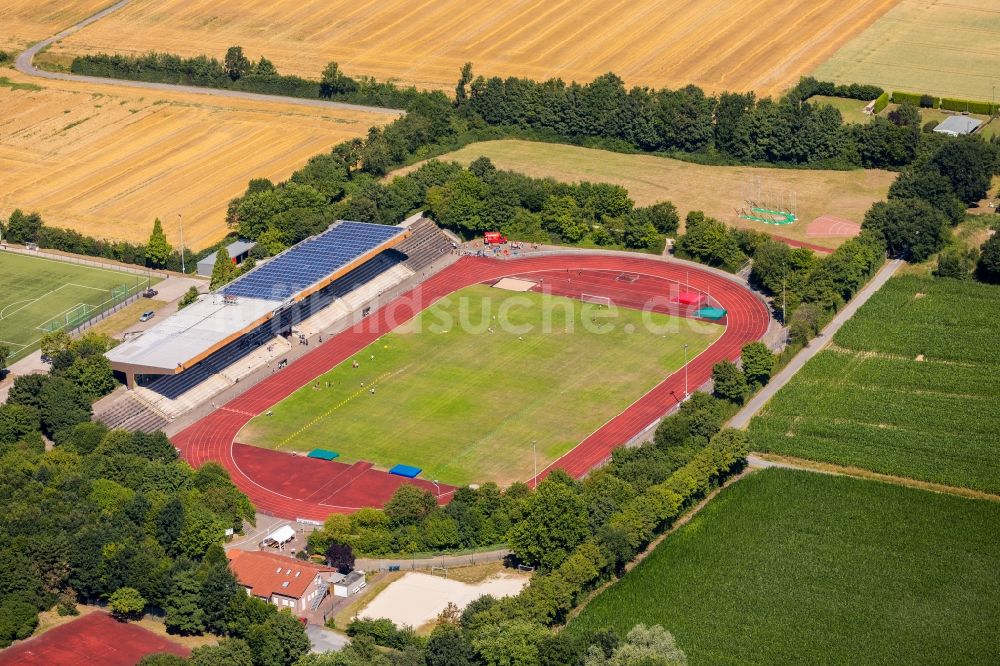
left=568, top=468, right=1000, bottom=665
left=394, top=140, right=895, bottom=250
left=750, top=275, right=1000, bottom=493
left=0, top=252, right=157, bottom=362
left=239, top=285, right=722, bottom=486
left=809, top=95, right=874, bottom=124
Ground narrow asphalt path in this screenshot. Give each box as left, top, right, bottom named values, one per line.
left=15, top=0, right=402, bottom=116
left=729, top=258, right=903, bottom=429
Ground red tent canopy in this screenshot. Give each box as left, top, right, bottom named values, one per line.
left=677, top=291, right=704, bottom=305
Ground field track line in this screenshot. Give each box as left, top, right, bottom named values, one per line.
left=14, top=0, right=403, bottom=117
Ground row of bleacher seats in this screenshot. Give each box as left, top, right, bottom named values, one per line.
left=95, top=393, right=168, bottom=433
left=395, top=218, right=454, bottom=271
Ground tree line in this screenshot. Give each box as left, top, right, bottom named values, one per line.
left=71, top=47, right=434, bottom=111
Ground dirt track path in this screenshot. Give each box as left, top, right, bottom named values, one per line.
left=14, top=0, right=402, bottom=116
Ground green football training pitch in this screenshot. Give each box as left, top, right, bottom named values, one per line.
left=239, top=285, right=723, bottom=486
left=568, top=468, right=1000, bottom=665
left=0, top=252, right=157, bottom=362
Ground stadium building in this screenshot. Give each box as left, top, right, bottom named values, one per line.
left=99, top=217, right=455, bottom=432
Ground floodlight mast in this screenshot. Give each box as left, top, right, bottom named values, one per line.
left=178, top=212, right=186, bottom=274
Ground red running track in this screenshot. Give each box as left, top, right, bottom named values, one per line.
left=173, top=255, right=770, bottom=520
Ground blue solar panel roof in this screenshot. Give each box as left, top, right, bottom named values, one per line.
left=223, top=221, right=406, bottom=302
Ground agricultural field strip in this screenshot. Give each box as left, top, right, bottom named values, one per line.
left=750, top=276, right=1000, bottom=493
left=42, top=0, right=897, bottom=97
left=567, top=468, right=1000, bottom=665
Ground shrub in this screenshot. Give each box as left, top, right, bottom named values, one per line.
left=923, top=120, right=939, bottom=133
left=920, top=94, right=937, bottom=109
left=892, top=91, right=928, bottom=107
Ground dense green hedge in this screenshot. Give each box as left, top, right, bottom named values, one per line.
left=873, top=91, right=890, bottom=114
left=892, top=91, right=928, bottom=107
left=793, top=76, right=884, bottom=102
left=940, top=97, right=998, bottom=115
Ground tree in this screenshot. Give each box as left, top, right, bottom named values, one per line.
left=210, top=247, right=236, bottom=289
left=426, top=623, right=476, bottom=666
left=509, top=478, right=589, bottom=570
left=145, top=218, right=172, bottom=268
left=0, top=404, right=39, bottom=445
left=224, top=46, right=251, bottom=81
left=455, top=62, right=474, bottom=105
left=191, top=638, right=254, bottom=666
left=384, top=484, right=437, bottom=527
left=320, top=61, right=357, bottom=97
left=265, top=610, right=311, bottom=666
left=711, top=360, right=747, bottom=403
left=861, top=198, right=950, bottom=262
left=37, top=376, right=92, bottom=439
left=199, top=559, right=238, bottom=635
left=4, top=209, right=43, bottom=244
left=585, top=624, right=686, bottom=666
left=178, top=286, right=199, bottom=310
left=976, top=233, right=1000, bottom=283
left=930, top=136, right=996, bottom=205
left=164, top=569, right=205, bottom=635
left=541, top=195, right=589, bottom=243
left=325, top=542, right=355, bottom=575
left=0, top=344, right=8, bottom=375
left=108, top=586, right=146, bottom=621
left=741, top=342, right=774, bottom=388
left=936, top=246, right=978, bottom=279
left=471, top=618, right=549, bottom=666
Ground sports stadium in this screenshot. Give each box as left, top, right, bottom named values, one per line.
left=103, top=217, right=770, bottom=520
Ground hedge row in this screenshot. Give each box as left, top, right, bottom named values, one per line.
left=873, top=91, right=890, bottom=114
left=893, top=91, right=999, bottom=115
left=794, top=77, right=884, bottom=102
left=482, top=429, right=749, bottom=628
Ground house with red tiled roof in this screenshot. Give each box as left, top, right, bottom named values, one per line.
left=227, top=550, right=340, bottom=614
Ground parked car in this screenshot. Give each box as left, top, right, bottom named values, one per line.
left=143, top=287, right=158, bottom=298
left=139, top=311, right=155, bottom=322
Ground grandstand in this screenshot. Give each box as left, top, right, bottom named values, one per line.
left=99, top=218, right=455, bottom=430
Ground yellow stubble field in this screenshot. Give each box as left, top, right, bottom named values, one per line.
left=43, top=0, right=901, bottom=97
left=0, top=0, right=109, bottom=53
left=0, top=71, right=397, bottom=249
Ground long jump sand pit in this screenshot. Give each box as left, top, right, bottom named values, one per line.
left=43, top=0, right=900, bottom=97
left=358, top=571, right=529, bottom=629
left=0, top=71, right=396, bottom=249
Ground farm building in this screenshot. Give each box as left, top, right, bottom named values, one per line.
left=196, top=239, right=257, bottom=276
left=933, top=116, right=982, bottom=137
left=227, top=549, right=338, bottom=613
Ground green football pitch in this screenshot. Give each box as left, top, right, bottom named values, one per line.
left=0, top=252, right=157, bottom=362
left=239, top=285, right=723, bottom=486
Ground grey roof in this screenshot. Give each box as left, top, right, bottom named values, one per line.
left=933, top=115, right=982, bottom=136
left=105, top=293, right=277, bottom=373
left=339, top=571, right=365, bottom=586
left=197, top=239, right=257, bottom=273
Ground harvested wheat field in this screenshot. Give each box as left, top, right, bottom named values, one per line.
left=43, top=0, right=900, bottom=96
left=0, top=71, right=396, bottom=249
left=814, top=0, right=1000, bottom=100
left=396, top=140, right=896, bottom=249
left=0, top=0, right=109, bottom=53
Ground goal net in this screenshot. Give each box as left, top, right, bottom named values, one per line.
left=581, top=294, right=611, bottom=308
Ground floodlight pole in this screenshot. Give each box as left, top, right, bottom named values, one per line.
left=532, top=440, right=537, bottom=489
left=178, top=212, right=186, bottom=274
left=684, top=343, right=689, bottom=399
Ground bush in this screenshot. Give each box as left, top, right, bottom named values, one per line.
left=920, top=94, right=937, bottom=109
left=346, top=617, right=424, bottom=650
left=923, top=120, right=939, bottom=133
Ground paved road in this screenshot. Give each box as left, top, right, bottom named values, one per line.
left=729, top=259, right=903, bottom=429
left=15, top=0, right=402, bottom=117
